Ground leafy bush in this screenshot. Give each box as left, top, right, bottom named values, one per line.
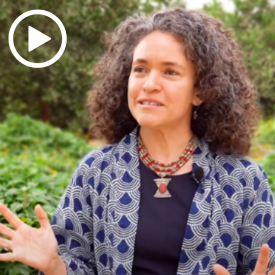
left=0, top=113, right=94, bottom=275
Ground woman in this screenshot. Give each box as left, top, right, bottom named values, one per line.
left=0, top=8, right=275, bottom=275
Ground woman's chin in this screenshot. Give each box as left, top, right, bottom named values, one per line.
left=137, top=119, right=162, bottom=128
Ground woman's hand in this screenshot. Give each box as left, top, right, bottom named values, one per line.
left=0, top=203, right=59, bottom=273
left=213, top=244, right=275, bottom=275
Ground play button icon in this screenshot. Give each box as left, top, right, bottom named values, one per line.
left=28, top=26, right=51, bottom=52
left=9, top=10, right=67, bottom=68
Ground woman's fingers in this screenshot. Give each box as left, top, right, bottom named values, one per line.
left=0, top=237, right=12, bottom=250
left=35, top=204, right=50, bottom=230
left=0, top=204, right=23, bottom=230
left=0, top=203, right=50, bottom=230
left=213, top=264, right=231, bottom=275
left=254, top=244, right=270, bottom=274
left=0, top=252, right=16, bottom=262
left=0, top=222, right=15, bottom=239
left=214, top=245, right=271, bottom=275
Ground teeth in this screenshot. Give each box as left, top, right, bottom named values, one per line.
left=141, top=101, right=160, bottom=106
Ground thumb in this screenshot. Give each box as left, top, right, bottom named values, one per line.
left=35, top=204, right=51, bottom=229
left=213, top=264, right=231, bottom=275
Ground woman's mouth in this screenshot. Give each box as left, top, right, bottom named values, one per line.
left=138, top=99, right=163, bottom=107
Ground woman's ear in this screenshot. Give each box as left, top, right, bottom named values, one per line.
left=194, top=99, right=202, bottom=106
left=192, top=90, right=202, bottom=106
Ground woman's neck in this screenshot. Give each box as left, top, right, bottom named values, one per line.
left=139, top=125, right=194, bottom=164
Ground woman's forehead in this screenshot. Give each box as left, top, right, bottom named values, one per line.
left=132, top=32, right=188, bottom=64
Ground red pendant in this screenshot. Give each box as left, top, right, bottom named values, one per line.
left=154, top=177, right=171, bottom=198
left=159, top=184, right=167, bottom=193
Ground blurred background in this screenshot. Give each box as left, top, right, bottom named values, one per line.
left=0, top=0, right=275, bottom=274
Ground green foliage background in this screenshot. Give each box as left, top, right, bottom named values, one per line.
left=0, top=114, right=94, bottom=275
left=204, top=0, right=275, bottom=117
left=250, top=119, right=275, bottom=189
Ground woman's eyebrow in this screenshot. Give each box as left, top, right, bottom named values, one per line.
left=133, top=58, right=185, bottom=69
left=132, top=58, right=148, bottom=64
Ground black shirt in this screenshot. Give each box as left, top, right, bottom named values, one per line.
left=132, top=159, right=198, bottom=275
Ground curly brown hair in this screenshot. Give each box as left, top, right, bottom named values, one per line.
left=87, top=8, right=260, bottom=156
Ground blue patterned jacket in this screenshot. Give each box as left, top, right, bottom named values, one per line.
left=40, top=127, right=275, bottom=275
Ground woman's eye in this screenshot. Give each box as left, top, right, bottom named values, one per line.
left=133, top=67, right=145, bottom=73
left=165, top=69, right=177, bottom=75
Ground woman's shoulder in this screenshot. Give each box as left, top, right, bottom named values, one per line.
left=199, top=138, right=266, bottom=181
left=78, top=143, right=119, bottom=169
left=210, top=149, right=268, bottom=190
left=215, top=151, right=265, bottom=173
left=77, top=129, right=138, bottom=169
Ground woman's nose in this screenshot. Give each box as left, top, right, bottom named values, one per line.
left=142, top=71, right=161, bottom=93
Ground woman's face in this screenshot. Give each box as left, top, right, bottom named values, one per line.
left=128, top=31, right=200, bottom=130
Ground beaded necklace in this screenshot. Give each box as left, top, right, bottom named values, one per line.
left=138, top=136, right=197, bottom=198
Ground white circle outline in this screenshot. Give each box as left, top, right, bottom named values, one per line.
left=8, top=10, right=67, bottom=68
